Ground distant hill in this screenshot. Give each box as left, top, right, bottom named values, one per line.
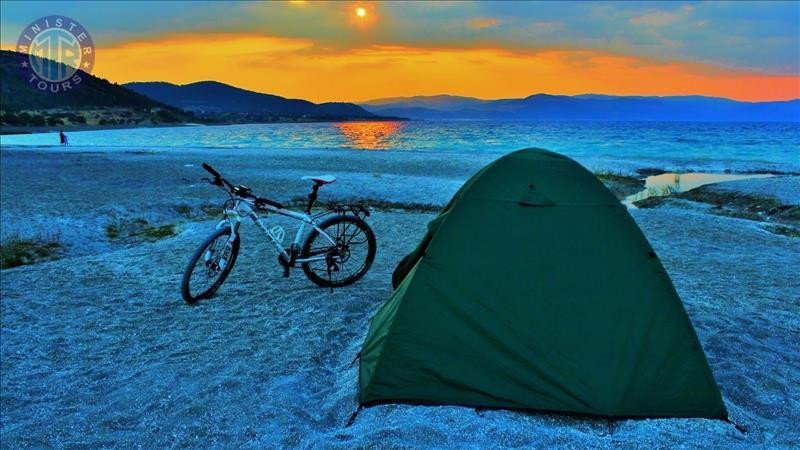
left=362, top=94, right=487, bottom=110
left=362, top=93, right=800, bottom=122
left=0, top=50, right=175, bottom=112
left=0, top=50, right=194, bottom=130
left=125, top=81, right=386, bottom=121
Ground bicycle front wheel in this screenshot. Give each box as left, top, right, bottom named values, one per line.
left=301, top=215, right=376, bottom=288
left=181, top=227, right=240, bottom=304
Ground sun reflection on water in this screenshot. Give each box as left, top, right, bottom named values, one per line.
left=335, top=121, right=405, bottom=150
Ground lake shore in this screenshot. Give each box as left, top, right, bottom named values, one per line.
left=1, top=146, right=798, bottom=447
left=0, top=117, right=410, bottom=136
left=0, top=122, right=199, bottom=135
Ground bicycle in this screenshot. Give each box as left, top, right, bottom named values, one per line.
left=181, top=163, right=377, bottom=304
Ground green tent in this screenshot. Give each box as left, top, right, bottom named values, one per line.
left=359, top=148, right=726, bottom=419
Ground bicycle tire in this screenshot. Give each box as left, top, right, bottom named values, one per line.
left=181, top=227, right=240, bottom=304
left=300, top=215, right=376, bottom=288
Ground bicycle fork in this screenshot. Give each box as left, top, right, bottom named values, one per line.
left=210, top=213, right=237, bottom=271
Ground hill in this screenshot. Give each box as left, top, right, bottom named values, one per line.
left=362, top=94, right=486, bottom=110
left=124, top=81, right=386, bottom=121
left=362, top=93, right=800, bottom=122
left=0, top=50, right=191, bottom=129
left=0, top=50, right=180, bottom=111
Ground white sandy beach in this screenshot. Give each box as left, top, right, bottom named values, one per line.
left=1, top=146, right=798, bottom=448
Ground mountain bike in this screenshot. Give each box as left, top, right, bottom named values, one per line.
left=181, top=163, right=377, bottom=304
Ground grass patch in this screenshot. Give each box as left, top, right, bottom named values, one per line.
left=762, top=224, right=800, bottom=238
left=287, top=196, right=443, bottom=213
left=105, top=217, right=176, bottom=242
left=594, top=170, right=637, bottom=182
left=636, top=168, right=668, bottom=177
left=105, top=223, right=120, bottom=239
left=350, top=199, right=442, bottom=212
left=0, top=234, right=61, bottom=269
left=635, top=185, right=800, bottom=230
left=200, top=204, right=224, bottom=217
left=678, top=186, right=800, bottom=225
left=133, top=224, right=176, bottom=240
left=175, top=204, right=193, bottom=217
left=646, top=185, right=677, bottom=197
left=194, top=198, right=441, bottom=220
left=632, top=196, right=666, bottom=209
left=593, top=171, right=645, bottom=200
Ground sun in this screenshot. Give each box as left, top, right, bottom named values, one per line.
left=348, top=4, right=374, bottom=27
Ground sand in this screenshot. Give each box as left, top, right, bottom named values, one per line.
left=1, top=146, right=798, bottom=448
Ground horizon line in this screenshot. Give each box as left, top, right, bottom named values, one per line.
left=124, top=78, right=800, bottom=105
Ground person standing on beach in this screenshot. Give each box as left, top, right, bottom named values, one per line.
left=59, top=130, right=68, bottom=146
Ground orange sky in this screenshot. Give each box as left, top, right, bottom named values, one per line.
left=77, top=33, right=798, bottom=102
left=2, top=1, right=798, bottom=102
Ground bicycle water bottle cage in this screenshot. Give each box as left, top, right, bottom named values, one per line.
left=269, top=226, right=285, bottom=244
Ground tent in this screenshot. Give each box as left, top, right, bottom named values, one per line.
left=359, top=148, right=726, bottom=419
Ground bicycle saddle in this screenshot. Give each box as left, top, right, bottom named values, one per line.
left=301, top=175, right=336, bottom=185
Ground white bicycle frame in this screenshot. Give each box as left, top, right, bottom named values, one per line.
left=216, top=197, right=337, bottom=264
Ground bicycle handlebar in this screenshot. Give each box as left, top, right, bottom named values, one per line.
left=202, top=162, right=220, bottom=178
left=201, top=162, right=284, bottom=209
left=202, top=162, right=233, bottom=190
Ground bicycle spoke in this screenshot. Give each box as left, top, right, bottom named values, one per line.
left=303, top=216, right=373, bottom=285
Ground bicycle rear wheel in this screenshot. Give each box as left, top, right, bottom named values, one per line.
left=181, top=227, right=240, bottom=304
left=301, top=215, right=376, bottom=288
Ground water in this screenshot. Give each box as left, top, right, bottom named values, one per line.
left=2, top=120, right=798, bottom=171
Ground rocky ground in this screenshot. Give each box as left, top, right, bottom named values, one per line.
left=1, top=147, right=798, bottom=448
left=634, top=176, right=800, bottom=238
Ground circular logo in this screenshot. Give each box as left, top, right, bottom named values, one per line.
left=15, top=15, right=95, bottom=93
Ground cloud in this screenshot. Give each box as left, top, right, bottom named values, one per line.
left=470, top=18, right=499, bottom=29
left=87, top=32, right=800, bottom=102
left=630, top=5, right=694, bottom=27
left=529, top=21, right=564, bottom=34
left=1, top=1, right=796, bottom=79
left=630, top=11, right=680, bottom=27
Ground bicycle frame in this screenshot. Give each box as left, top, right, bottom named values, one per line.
left=182, top=162, right=376, bottom=304
left=217, top=197, right=337, bottom=265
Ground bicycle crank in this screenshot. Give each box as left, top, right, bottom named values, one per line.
left=278, top=245, right=300, bottom=277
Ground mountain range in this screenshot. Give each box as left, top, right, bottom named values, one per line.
left=2, top=47, right=797, bottom=126
left=124, top=81, right=381, bottom=121
left=0, top=50, right=174, bottom=112
left=361, top=93, right=800, bottom=122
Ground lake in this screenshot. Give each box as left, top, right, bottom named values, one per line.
left=2, top=120, right=798, bottom=172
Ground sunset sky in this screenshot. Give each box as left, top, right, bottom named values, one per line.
left=1, top=1, right=798, bottom=102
